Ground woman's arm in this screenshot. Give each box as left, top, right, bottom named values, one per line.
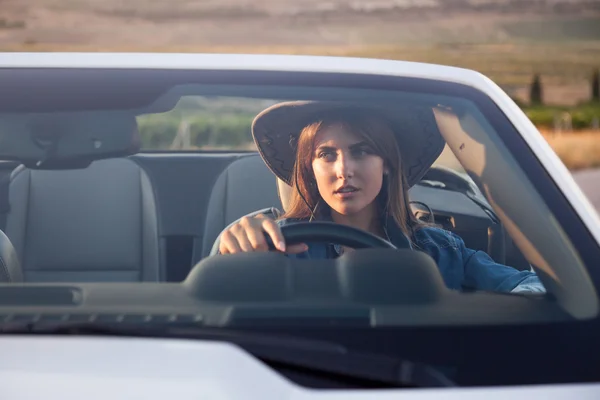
left=461, top=248, right=546, bottom=293
left=414, top=227, right=545, bottom=294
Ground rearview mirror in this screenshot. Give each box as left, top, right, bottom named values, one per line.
left=0, top=111, right=141, bottom=169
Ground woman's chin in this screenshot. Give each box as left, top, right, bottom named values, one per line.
left=329, top=203, right=367, bottom=216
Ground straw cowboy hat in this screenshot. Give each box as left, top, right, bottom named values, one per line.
left=251, top=101, right=445, bottom=187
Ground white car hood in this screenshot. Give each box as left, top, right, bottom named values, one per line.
left=0, top=335, right=598, bottom=399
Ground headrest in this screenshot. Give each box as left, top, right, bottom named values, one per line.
left=0, top=112, right=140, bottom=169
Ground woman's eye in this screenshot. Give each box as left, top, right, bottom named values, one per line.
left=353, top=149, right=369, bottom=157
left=318, top=151, right=334, bottom=160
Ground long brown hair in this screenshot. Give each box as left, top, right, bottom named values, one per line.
left=280, top=108, right=423, bottom=238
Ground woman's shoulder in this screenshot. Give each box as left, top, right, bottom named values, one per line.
left=412, top=226, right=465, bottom=250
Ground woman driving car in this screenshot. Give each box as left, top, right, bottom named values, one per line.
left=219, top=101, right=545, bottom=294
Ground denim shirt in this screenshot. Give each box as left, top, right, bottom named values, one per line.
left=277, top=217, right=546, bottom=294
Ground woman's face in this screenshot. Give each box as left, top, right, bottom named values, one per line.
left=311, top=124, right=386, bottom=216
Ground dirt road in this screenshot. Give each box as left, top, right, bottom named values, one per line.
left=573, top=169, right=600, bottom=212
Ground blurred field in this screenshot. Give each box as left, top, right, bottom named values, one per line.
left=2, top=1, right=600, bottom=104
left=540, top=129, right=600, bottom=170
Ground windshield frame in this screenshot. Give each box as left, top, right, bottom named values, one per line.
left=1, top=66, right=599, bottom=313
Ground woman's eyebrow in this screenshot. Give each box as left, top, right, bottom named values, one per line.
left=315, top=142, right=368, bottom=153
left=348, top=141, right=369, bottom=150
left=315, top=145, right=336, bottom=152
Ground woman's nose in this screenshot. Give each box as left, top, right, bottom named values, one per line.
left=335, top=154, right=354, bottom=179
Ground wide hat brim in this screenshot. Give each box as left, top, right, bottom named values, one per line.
left=251, top=101, right=445, bottom=187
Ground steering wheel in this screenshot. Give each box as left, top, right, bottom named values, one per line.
left=263, top=221, right=403, bottom=251
left=210, top=220, right=403, bottom=256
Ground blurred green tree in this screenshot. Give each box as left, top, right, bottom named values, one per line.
left=530, top=73, right=543, bottom=105
left=592, top=68, right=599, bottom=102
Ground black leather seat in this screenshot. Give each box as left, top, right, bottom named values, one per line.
left=4, top=158, right=163, bottom=282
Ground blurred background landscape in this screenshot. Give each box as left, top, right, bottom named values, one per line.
left=2, top=0, right=599, bottom=172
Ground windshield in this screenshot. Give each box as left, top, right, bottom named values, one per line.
left=138, top=94, right=465, bottom=171
left=0, top=67, right=596, bottom=330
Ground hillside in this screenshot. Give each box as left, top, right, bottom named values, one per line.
left=2, top=0, right=598, bottom=47
left=1, top=0, right=599, bottom=104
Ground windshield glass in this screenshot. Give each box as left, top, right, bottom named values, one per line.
left=0, top=67, right=595, bottom=328
left=137, top=94, right=464, bottom=172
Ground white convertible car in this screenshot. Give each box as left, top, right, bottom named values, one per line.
left=0, top=53, right=599, bottom=399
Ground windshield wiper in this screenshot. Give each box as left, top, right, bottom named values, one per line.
left=0, top=321, right=455, bottom=388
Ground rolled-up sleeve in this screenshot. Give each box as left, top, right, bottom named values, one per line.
left=415, top=227, right=545, bottom=293
left=462, top=246, right=546, bottom=294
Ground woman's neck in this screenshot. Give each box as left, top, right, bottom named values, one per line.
left=330, top=203, right=384, bottom=237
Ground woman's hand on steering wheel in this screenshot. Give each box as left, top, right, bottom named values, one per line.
left=219, top=214, right=309, bottom=254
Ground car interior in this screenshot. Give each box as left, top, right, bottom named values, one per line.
left=0, top=150, right=531, bottom=284
left=0, top=73, right=596, bottom=319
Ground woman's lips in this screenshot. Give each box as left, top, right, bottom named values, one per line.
left=334, top=186, right=359, bottom=199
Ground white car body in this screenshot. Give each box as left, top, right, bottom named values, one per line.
left=0, top=53, right=599, bottom=398
left=0, top=335, right=599, bottom=399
